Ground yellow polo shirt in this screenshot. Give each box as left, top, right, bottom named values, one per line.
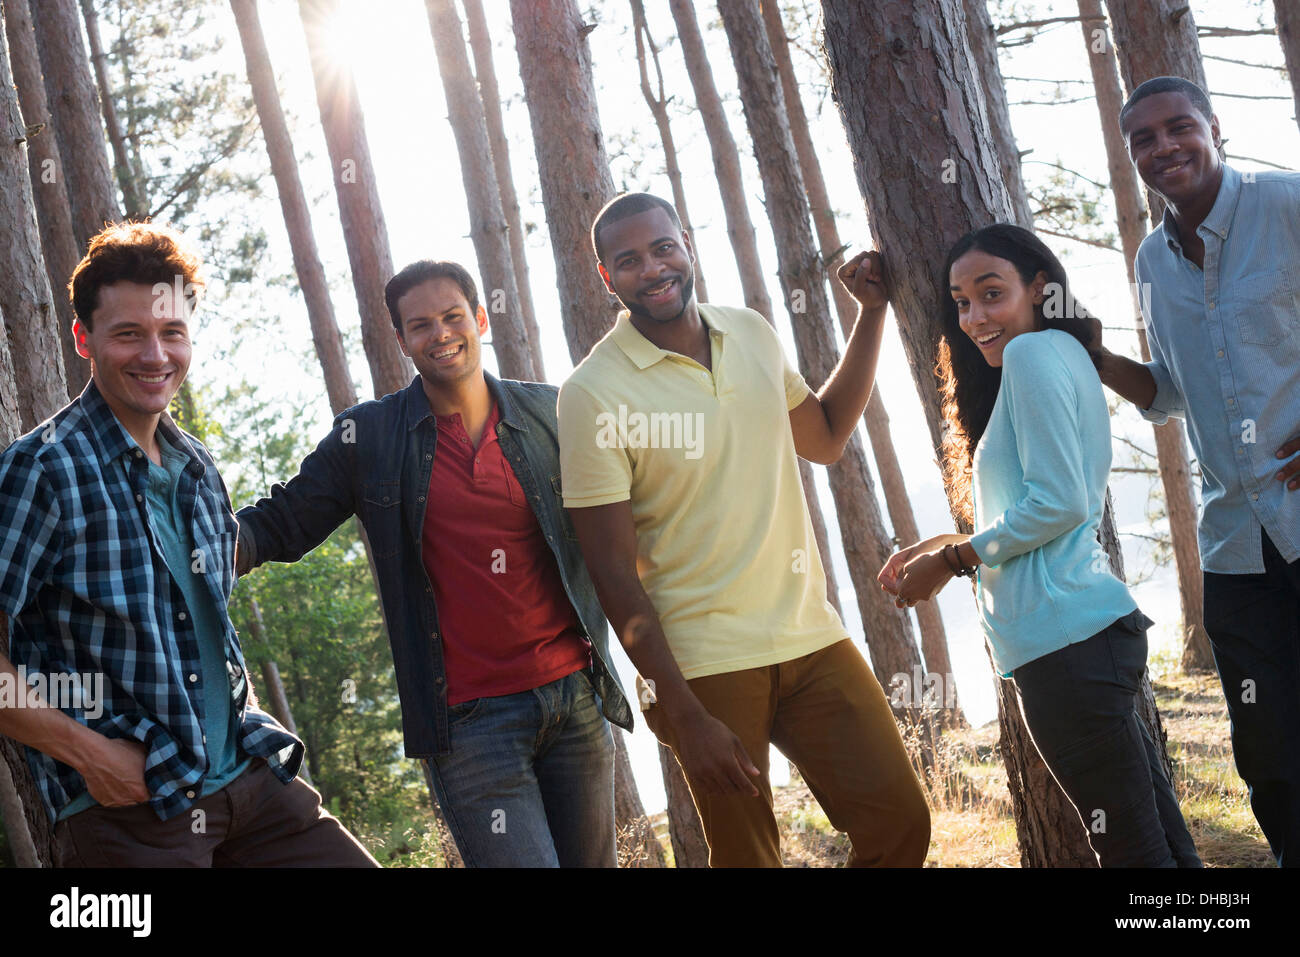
left=557, top=303, right=847, bottom=680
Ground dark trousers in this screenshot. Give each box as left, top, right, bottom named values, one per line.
left=1204, top=530, right=1300, bottom=867
left=1012, top=610, right=1201, bottom=868
left=53, top=760, right=378, bottom=867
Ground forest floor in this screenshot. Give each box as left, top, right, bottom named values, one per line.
left=730, top=663, right=1274, bottom=868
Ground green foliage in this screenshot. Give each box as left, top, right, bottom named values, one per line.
left=196, top=379, right=433, bottom=858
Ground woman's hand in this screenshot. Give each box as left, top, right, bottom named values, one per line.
left=879, top=540, right=926, bottom=595
left=895, top=549, right=956, bottom=606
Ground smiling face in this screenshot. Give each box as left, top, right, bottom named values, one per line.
left=75, top=281, right=192, bottom=429
left=395, top=277, right=488, bottom=388
left=596, top=207, right=696, bottom=324
left=949, top=250, right=1046, bottom=368
left=1122, top=90, right=1222, bottom=209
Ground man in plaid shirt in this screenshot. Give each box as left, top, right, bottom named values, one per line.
left=0, top=222, right=375, bottom=867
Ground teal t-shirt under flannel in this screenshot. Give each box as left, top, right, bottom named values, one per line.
left=58, top=434, right=249, bottom=821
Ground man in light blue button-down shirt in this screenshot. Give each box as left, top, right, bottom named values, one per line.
left=1093, top=77, right=1300, bottom=867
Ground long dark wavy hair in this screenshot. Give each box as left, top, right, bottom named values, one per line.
left=937, top=224, right=1101, bottom=525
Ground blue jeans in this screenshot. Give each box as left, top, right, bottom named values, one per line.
left=1204, top=530, right=1300, bottom=867
left=422, top=668, right=616, bottom=867
left=1012, top=610, right=1202, bottom=868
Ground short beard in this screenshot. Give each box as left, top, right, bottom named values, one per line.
left=622, top=272, right=695, bottom=324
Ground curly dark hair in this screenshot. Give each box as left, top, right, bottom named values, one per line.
left=936, top=224, right=1101, bottom=526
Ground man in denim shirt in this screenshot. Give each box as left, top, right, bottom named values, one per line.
left=236, top=260, right=633, bottom=867
left=1094, top=77, right=1300, bottom=866
left=0, top=223, right=374, bottom=866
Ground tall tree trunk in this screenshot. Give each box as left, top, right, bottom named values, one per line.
left=762, top=0, right=962, bottom=723
left=297, top=0, right=413, bottom=399
left=963, top=0, right=1035, bottom=228
left=510, top=0, right=661, bottom=859
left=78, top=0, right=144, bottom=219
left=0, top=746, right=38, bottom=867
left=629, top=0, right=708, bottom=303
left=0, top=14, right=67, bottom=431
left=1105, top=0, right=1209, bottom=227
left=716, top=0, right=923, bottom=699
left=29, top=0, right=119, bottom=250
left=510, top=0, right=616, bottom=364
left=3, top=0, right=87, bottom=400
left=657, top=741, right=708, bottom=867
left=667, top=0, right=841, bottom=619
left=231, top=0, right=358, bottom=416
left=1277, top=1, right=1300, bottom=130
left=425, top=0, right=535, bottom=381
left=822, top=0, right=1175, bottom=866
left=1080, top=0, right=1213, bottom=674
left=462, top=0, right=545, bottom=380
left=612, top=728, right=665, bottom=867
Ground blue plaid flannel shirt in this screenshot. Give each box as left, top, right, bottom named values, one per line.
left=0, top=381, right=302, bottom=823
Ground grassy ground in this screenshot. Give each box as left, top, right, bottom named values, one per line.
left=749, top=666, right=1274, bottom=868
left=369, top=661, right=1273, bottom=867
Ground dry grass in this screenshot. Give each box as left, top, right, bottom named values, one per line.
left=748, top=669, right=1273, bottom=868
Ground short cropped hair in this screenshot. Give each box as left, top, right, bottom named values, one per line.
left=1119, top=76, right=1214, bottom=130
left=68, top=222, right=205, bottom=330
left=384, top=260, right=480, bottom=333
left=590, top=192, right=682, bottom=263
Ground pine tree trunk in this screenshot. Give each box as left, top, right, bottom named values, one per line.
left=510, top=0, right=660, bottom=856
left=78, top=0, right=144, bottom=219
left=29, top=0, right=119, bottom=250
left=3, top=0, right=87, bottom=400
left=667, top=0, right=841, bottom=619
left=963, top=0, right=1035, bottom=228
left=613, top=728, right=665, bottom=867
left=510, top=0, right=617, bottom=364
left=658, top=741, right=708, bottom=867
left=762, top=0, right=962, bottom=723
left=0, top=747, right=39, bottom=866
left=821, top=0, right=1174, bottom=866
left=1080, top=0, right=1213, bottom=674
left=231, top=0, right=358, bottom=416
left=462, top=0, right=545, bottom=380
left=425, top=0, right=534, bottom=381
left=717, top=0, right=923, bottom=699
left=1277, top=1, right=1300, bottom=130
left=0, top=14, right=67, bottom=430
left=630, top=0, right=707, bottom=302
left=297, top=0, right=413, bottom=399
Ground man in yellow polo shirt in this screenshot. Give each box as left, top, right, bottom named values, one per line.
left=557, top=192, right=928, bottom=867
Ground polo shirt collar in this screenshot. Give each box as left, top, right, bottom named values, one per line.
left=1161, top=163, right=1240, bottom=251
left=609, top=308, right=727, bottom=370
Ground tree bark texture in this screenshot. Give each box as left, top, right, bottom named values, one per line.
left=718, top=0, right=923, bottom=696
left=231, top=0, right=358, bottom=416
left=426, top=0, right=535, bottom=381
left=3, top=0, right=87, bottom=399
left=1277, top=1, right=1300, bottom=130
left=298, top=0, right=413, bottom=399
left=821, top=0, right=1175, bottom=866
left=1079, top=0, right=1213, bottom=673
left=462, top=0, right=545, bottom=379
left=613, top=728, right=665, bottom=866
left=762, top=0, right=962, bottom=720
left=0, top=13, right=69, bottom=430
left=510, top=0, right=618, bottom=364
left=29, top=0, right=119, bottom=249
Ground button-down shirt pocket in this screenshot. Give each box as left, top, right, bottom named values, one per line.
left=1232, top=267, right=1297, bottom=346
left=361, top=479, right=404, bottom=558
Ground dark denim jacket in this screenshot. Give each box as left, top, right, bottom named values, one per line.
left=235, top=374, right=634, bottom=756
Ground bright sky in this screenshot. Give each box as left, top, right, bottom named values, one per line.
left=165, top=0, right=1297, bottom=813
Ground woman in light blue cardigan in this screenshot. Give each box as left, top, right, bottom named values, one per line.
left=879, top=225, right=1199, bottom=867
